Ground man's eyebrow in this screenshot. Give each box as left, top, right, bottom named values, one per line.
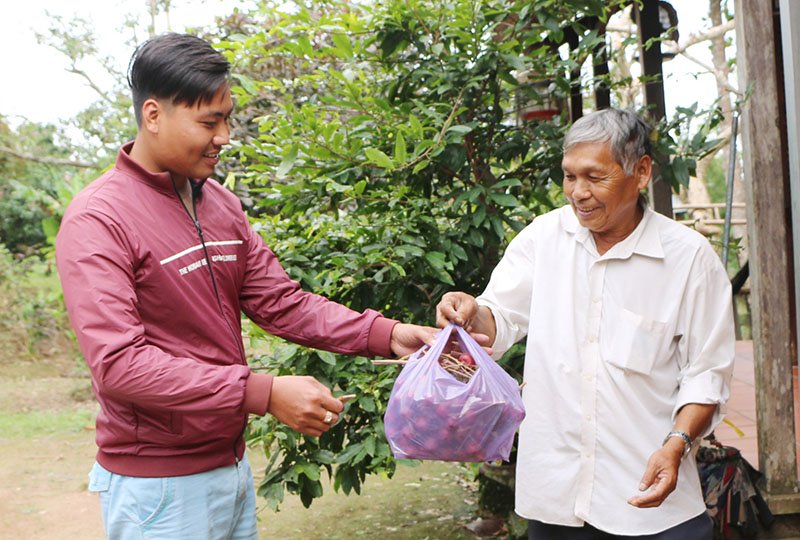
left=201, top=109, right=233, bottom=119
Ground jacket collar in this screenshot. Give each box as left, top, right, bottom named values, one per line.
left=116, top=141, right=207, bottom=196
left=560, top=202, right=664, bottom=260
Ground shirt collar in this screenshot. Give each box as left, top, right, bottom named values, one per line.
left=560, top=203, right=665, bottom=260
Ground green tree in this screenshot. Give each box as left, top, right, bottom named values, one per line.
left=0, top=117, right=95, bottom=255
left=220, top=0, right=631, bottom=510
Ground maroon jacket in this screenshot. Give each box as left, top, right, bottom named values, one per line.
left=56, top=142, right=397, bottom=477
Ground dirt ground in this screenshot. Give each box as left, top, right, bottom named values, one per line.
left=0, top=362, right=478, bottom=540
left=0, top=369, right=105, bottom=540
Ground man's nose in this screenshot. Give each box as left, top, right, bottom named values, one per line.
left=213, top=123, right=230, bottom=146
left=572, top=178, right=591, bottom=199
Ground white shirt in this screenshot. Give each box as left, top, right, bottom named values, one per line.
left=477, top=205, right=734, bottom=535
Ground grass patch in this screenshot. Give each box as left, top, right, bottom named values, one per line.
left=255, top=459, right=478, bottom=539
left=0, top=408, right=96, bottom=438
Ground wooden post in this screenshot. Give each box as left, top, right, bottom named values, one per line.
left=634, top=0, right=672, bottom=218
left=735, top=0, right=799, bottom=511
left=565, top=28, right=583, bottom=122
left=593, top=22, right=611, bottom=110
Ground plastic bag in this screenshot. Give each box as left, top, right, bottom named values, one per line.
left=383, top=323, right=525, bottom=462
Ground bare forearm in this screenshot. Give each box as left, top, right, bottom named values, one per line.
left=672, top=403, right=717, bottom=440
left=472, top=305, right=497, bottom=345
left=662, top=403, right=717, bottom=456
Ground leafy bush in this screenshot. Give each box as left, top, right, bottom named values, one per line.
left=0, top=246, right=79, bottom=365
left=212, top=0, right=726, bottom=510
left=0, top=183, right=48, bottom=255
left=223, top=0, right=598, bottom=510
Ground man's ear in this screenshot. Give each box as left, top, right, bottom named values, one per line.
left=635, top=155, right=653, bottom=191
left=141, top=98, right=161, bottom=135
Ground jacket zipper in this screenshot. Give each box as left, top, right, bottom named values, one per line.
left=173, top=179, right=246, bottom=362
left=173, top=179, right=252, bottom=462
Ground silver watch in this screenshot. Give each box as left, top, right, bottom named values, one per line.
left=663, top=430, right=693, bottom=457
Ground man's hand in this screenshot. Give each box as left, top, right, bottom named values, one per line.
left=389, top=323, right=438, bottom=357
left=627, top=440, right=684, bottom=508
left=436, top=291, right=480, bottom=328
left=436, top=291, right=497, bottom=345
left=268, top=375, right=344, bottom=437
left=389, top=322, right=493, bottom=358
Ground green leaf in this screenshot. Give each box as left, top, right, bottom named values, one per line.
left=335, top=442, right=364, bottom=464
left=297, top=461, right=321, bottom=481
left=364, top=148, right=395, bottom=170
left=447, top=125, right=473, bottom=135
left=671, top=156, right=690, bottom=187
left=500, top=53, right=526, bottom=70
left=411, top=159, right=430, bottom=174
left=222, top=171, right=236, bottom=190
left=258, top=482, right=284, bottom=512
left=408, top=115, right=424, bottom=138
left=492, top=178, right=522, bottom=189
left=353, top=180, right=367, bottom=196
left=364, top=436, right=376, bottom=456
left=331, top=33, right=353, bottom=59
left=358, top=396, right=376, bottom=412
left=41, top=217, right=59, bottom=241
left=234, top=73, right=258, bottom=95
left=449, top=243, right=468, bottom=261
left=276, top=145, right=299, bottom=178
left=489, top=192, right=519, bottom=207
left=317, top=351, right=337, bottom=366
left=394, top=131, right=407, bottom=163
left=424, top=251, right=447, bottom=270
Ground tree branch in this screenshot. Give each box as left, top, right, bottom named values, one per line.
left=65, top=66, right=115, bottom=105
left=678, top=50, right=741, bottom=96
left=0, top=146, right=97, bottom=168
left=670, top=20, right=735, bottom=56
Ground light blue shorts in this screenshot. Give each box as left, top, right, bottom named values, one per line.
left=88, top=454, right=258, bottom=540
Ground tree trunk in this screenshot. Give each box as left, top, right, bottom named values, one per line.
left=708, top=0, right=747, bottom=266
left=686, top=155, right=721, bottom=238
left=609, top=7, right=640, bottom=109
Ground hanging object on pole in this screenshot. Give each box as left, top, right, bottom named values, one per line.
left=515, top=69, right=564, bottom=123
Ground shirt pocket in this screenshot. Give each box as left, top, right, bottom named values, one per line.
left=601, top=306, right=672, bottom=374
left=134, top=408, right=183, bottom=439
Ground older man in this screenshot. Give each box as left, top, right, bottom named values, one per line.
left=437, top=108, right=734, bottom=539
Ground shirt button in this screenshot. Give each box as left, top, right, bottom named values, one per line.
left=592, top=297, right=601, bottom=303
left=588, top=335, right=597, bottom=343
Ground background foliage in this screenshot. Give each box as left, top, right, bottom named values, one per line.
left=211, top=0, right=725, bottom=510
left=0, top=0, right=730, bottom=518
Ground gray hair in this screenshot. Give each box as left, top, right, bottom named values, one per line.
left=563, top=108, right=652, bottom=175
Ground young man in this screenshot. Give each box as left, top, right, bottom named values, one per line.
left=437, top=109, right=734, bottom=539
left=56, top=33, right=440, bottom=539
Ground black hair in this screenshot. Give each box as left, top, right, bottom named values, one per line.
left=127, top=33, right=230, bottom=126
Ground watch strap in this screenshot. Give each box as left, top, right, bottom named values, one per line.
left=663, top=430, right=693, bottom=457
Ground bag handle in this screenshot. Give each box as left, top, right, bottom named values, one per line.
left=422, top=322, right=493, bottom=369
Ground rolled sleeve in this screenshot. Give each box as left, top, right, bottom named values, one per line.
left=674, top=369, right=730, bottom=436
left=476, top=298, right=519, bottom=359
left=672, top=252, right=736, bottom=437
